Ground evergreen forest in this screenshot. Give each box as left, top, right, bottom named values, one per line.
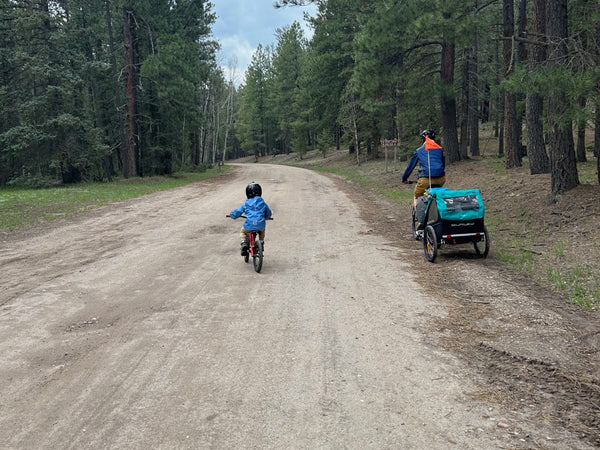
left=1, top=0, right=599, bottom=200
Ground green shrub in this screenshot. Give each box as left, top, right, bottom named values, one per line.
left=7, top=174, right=53, bottom=189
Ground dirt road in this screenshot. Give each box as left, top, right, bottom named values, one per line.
left=0, top=164, right=591, bottom=449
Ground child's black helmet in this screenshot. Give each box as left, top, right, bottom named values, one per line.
left=246, top=182, right=262, bottom=199
left=420, top=129, right=436, bottom=139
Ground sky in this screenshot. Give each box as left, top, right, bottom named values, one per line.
left=210, top=0, right=317, bottom=86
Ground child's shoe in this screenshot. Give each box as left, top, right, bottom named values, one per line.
left=240, top=241, right=249, bottom=256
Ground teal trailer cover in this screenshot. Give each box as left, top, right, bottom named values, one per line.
left=434, top=189, right=485, bottom=221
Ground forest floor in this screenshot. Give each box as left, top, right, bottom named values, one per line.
left=236, top=142, right=600, bottom=448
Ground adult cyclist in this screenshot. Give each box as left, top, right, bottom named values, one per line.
left=402, top=129, right=446, bottom=207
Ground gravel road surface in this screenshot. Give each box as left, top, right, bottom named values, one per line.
left=2, top=164, right=507, bottom=449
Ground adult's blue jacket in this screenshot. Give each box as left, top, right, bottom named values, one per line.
left=230, top=196, right=272, bottom=230
left=402, top=137, right=445, bottom=182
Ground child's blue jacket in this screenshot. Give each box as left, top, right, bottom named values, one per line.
left=230, top=196, right=272, bottom=230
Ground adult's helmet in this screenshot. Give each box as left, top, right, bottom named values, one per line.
left=246, top=182, right=262, bottom=199
left=420, top=129, right=436, bottom=140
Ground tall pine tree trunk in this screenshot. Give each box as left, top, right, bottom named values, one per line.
left=495, top=25, right=503, bottom=154
left=526, top=92, right=548, bottom=173
left=595, top=20, right=600, bottom=185
left=498, top=92, right=505, bottom=156
left=596, top=92, right=600, bottom=153
left=104, top=0, right=125, bottom=176
left=192, top=131, right=199, bottom=166
left=576, top=96, right=587, bottom=162
left=526, top=0, right=549, bottom=174
left=459, top=48, right=469, bottom=160
left=469, top=35, right=480, bottom=156
left=515, top=0, right=527, bottom=156
left=459, top=47, right=469, bottom=159
left=596, top=101, right=600, bottom=183
left=123, top=7, right=138, bottom=178
left=503, top=0, right=520, bottom=168
left=352, top=105, right=360, bottom=166
left=440, top=39, right=460, bottom=163
left=546, top=0, right=578, bottom=199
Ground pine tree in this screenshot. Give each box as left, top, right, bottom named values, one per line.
left=271, top=22, right=305, bottom=155
left=546, top=0, right=578, bottom=199
left=238, top=46, right=273, bottom=159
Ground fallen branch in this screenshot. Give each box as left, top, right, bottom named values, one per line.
left=521, top=248, right=543, bottom=255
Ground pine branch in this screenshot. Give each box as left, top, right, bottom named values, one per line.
left=495, top=35, right=549, bottom=47
left=403, top=41, right=443, bottom=57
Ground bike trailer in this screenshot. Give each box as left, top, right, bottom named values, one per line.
left=420, top=188, right=489, bottom=262
left=430, top=188, right=485, bottom=221
left=425, top=188, right=486, bottom=241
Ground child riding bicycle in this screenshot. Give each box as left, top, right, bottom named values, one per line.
left=229, top=182, right=272, bottom=256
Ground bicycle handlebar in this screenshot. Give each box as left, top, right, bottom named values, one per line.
left=226, top=215, right=273, bottom=220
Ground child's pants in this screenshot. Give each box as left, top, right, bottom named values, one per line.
left=240, top=227, right=265, bottom=242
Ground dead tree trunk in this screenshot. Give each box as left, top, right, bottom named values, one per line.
left=211, top=91, right=219, bottom=165
left=197, top=92, right=210, bottom=165
left=222, top=82, right=235, bottom=164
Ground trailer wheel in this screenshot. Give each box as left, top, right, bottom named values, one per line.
left=473, top=226, right=490, bottom=258
left=424, top=225, right=438, bottom=262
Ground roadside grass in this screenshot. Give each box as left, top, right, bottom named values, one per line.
left=0, top=167, right=228, bottom=232
left=314, top=167, right=369, bottom=185
left=548, top=265, right=599, bottom=309
left=498, top=247, right=536, bottom=274
left=315, top=165, right=413, bottom=205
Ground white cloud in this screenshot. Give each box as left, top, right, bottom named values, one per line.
left=211, top=0, right=316, bottom=86
left=217, top=35, right=254, bottom=84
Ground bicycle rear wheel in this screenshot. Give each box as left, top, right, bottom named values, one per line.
left=423, top=225, right=438, bottom=263
left=252, top=240, right=263, bottom=273
left=411, top=206, right=420, bottom=240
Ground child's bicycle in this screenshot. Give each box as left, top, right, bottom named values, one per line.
left=226, top=215, right=273, bottom=273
